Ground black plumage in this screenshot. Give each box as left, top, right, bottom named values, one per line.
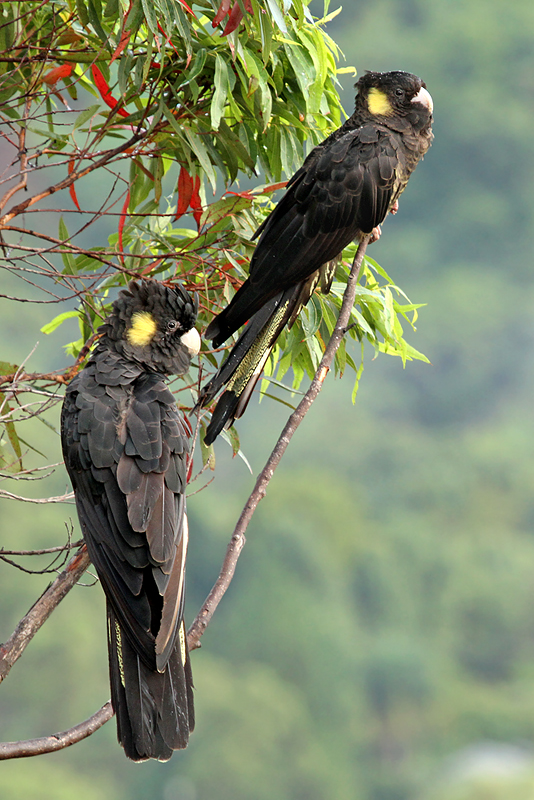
left=61, top=280, right=200, bottom=761
left=196, top=71, right=433, bottom=444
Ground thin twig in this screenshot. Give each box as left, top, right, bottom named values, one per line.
left=0, top=547, right=90, bottom=685
left=0, top=131, right=144, bottom=227
left=0, top=490, right=74, bottom=504
left=0, top=98, right=31, bottom=213
left=187, top=236, right=370, bottom=649
left=0, top=541, right=83, bottom=556
left=0, top=702, right=114, bottom=760
left=0, top=241, right=368, bottom=757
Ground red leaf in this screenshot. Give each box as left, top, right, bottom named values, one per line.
left=186, top=456, right=194, bottom=483
left=43, top=64, right=73, bottom=86
left=156, top=21, right=180, bottom=57
left=213, top=0, right=232, bottom=26
left=182, top=414, right=193, bottom=437
left=225, top=189, right=253, bottom=198
left=177, top=0, right=196, bottom=15
left=110, top=29, right=131, bottom=64
left=141, top=256, right=164, bottom=276
left=259, top=181, right=288, bottom=194
left=222, top=1, right=244, bottom=34
left=91, top=65, right=129, bottom=119
left=190, top=176, right=203, bottom=229
left=175, top=167, right=194, bottom=220
left=244, top=0, right=253, bottom=11
left=118, top=189, right=130, bottom=262
left=68, top=160, right=81, bottom=211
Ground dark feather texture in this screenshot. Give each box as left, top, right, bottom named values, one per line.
left=197, top=71, right=433, bottom=440
left=61, top=280, right=199, bottom=761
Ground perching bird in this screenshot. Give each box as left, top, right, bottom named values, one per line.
left=196, top=70, right=433, bottom=444
left=61, top=280, right=200, bottom=761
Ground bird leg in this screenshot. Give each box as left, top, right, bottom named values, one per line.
left=368, top=225, right=382, bottom=243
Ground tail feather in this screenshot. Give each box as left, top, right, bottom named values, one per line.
left=196, top=287, right=297, bottom=445
left=107, top=607, right=194, bottom=762
left=198, top=259, right=340, bottom=444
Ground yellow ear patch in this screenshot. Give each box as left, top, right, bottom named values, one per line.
left=127, top=311, right=157, bottom=347
left=367, top=88, right=393, bottom=116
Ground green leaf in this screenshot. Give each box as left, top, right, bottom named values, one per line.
left=200, top=425, right=216, bottom=470
left=58, top=218, right=76, bottom=274
left=218, top=120, right=256, bottom=172
left=182, top=126, right=217, bottom=191
left=40, top=310, right=80, bottom=335
left=284, top=40, right=315, bottom=97
left=0, top=361, right=18, bottom=377
left=382, top=286, right=395, bottom=339
left=264, top=0, right=288, bottom=32
left=351, top=344, right=365, bottom=403
left=73, top=103, right=101, bottom=130
left=141, top=0, right=158, bottom=32
left=0, top=391, right=22, bottom=471
left=86, top=0, right=109, bottom=43
left=211, top=54, right=230, bottom=131
left=181, top=48, right=207, bottom=85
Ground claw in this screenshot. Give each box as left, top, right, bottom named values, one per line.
left=368, top=225, right=382, bottom=243
left=390, top=200, right=399, bottom=215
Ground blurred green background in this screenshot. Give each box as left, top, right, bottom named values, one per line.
left=3, top=0, right=534, bottom=798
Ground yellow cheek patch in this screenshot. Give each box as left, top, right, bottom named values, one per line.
left=367, top=88, right=393, bottom=116
left=127, top=311, right=157, bottom=347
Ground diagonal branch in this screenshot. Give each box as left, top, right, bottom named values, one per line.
left=0, top=132, right=144, bottom=227
left=0, top=240, right=368, bottom=754
left=187, top=235, right=370, bottom=648
left=0, top=546, right=90, bottom=685
left=0, top=702, right=114, bottom=760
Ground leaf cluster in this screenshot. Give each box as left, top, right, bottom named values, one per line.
left=0, top=0, right=427, bottom=453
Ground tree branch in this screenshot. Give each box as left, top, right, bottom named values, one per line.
left=187, top=236, right=370, bottom=649
left=0, top=547, right=90, bottom=684
left=0, top=702, right=114, bottom=759
left=0, top=132, right=144, bottom=227
left=0, top=97, right=31, bottom=213
left=0, top=240, right=368, bottom=754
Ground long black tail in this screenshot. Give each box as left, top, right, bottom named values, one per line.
left=197, top=260, right=339, bottom=445
left=107, top=606, right=194, bottom=762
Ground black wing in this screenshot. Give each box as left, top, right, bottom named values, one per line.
left=62, top=363, right=194, bottom=760
left=206, top=123, right=401, bottom=346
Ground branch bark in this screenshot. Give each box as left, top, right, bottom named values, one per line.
left=0, top=702, right=113, bottom=759
left=187, top=236, right=370, bottom=648
left=0, top=547, right=90, bottom=685
left=0, top=240, right=368, bottom=754
left=0, top=132, right=143, bottom=227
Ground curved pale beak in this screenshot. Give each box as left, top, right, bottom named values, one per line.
left=180, top=327, right=201, bottom=356
left=412, top=86, right=433, bottom=113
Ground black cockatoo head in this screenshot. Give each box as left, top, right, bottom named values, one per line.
left=99, top=280, right=200, bottom=375
left=355, top=70, right=433, bottom=132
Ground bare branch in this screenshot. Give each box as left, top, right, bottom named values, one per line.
left=0, top=98, right=31, bottom=213
left=0, top=701, right=114, bottom=760
left=0, top=490, right=74, bottom=504
left=0, top=131, right=144, bottom=227
left=0, top=541, right=82, bottom=556
left=0, top=547, right=90, bottom=685
left=187, top=236, right=371, bottom=649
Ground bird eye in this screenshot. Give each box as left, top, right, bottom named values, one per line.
left=166, top=319, right=179, bottom=332
left=395, top=88, right=405, bottom=98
